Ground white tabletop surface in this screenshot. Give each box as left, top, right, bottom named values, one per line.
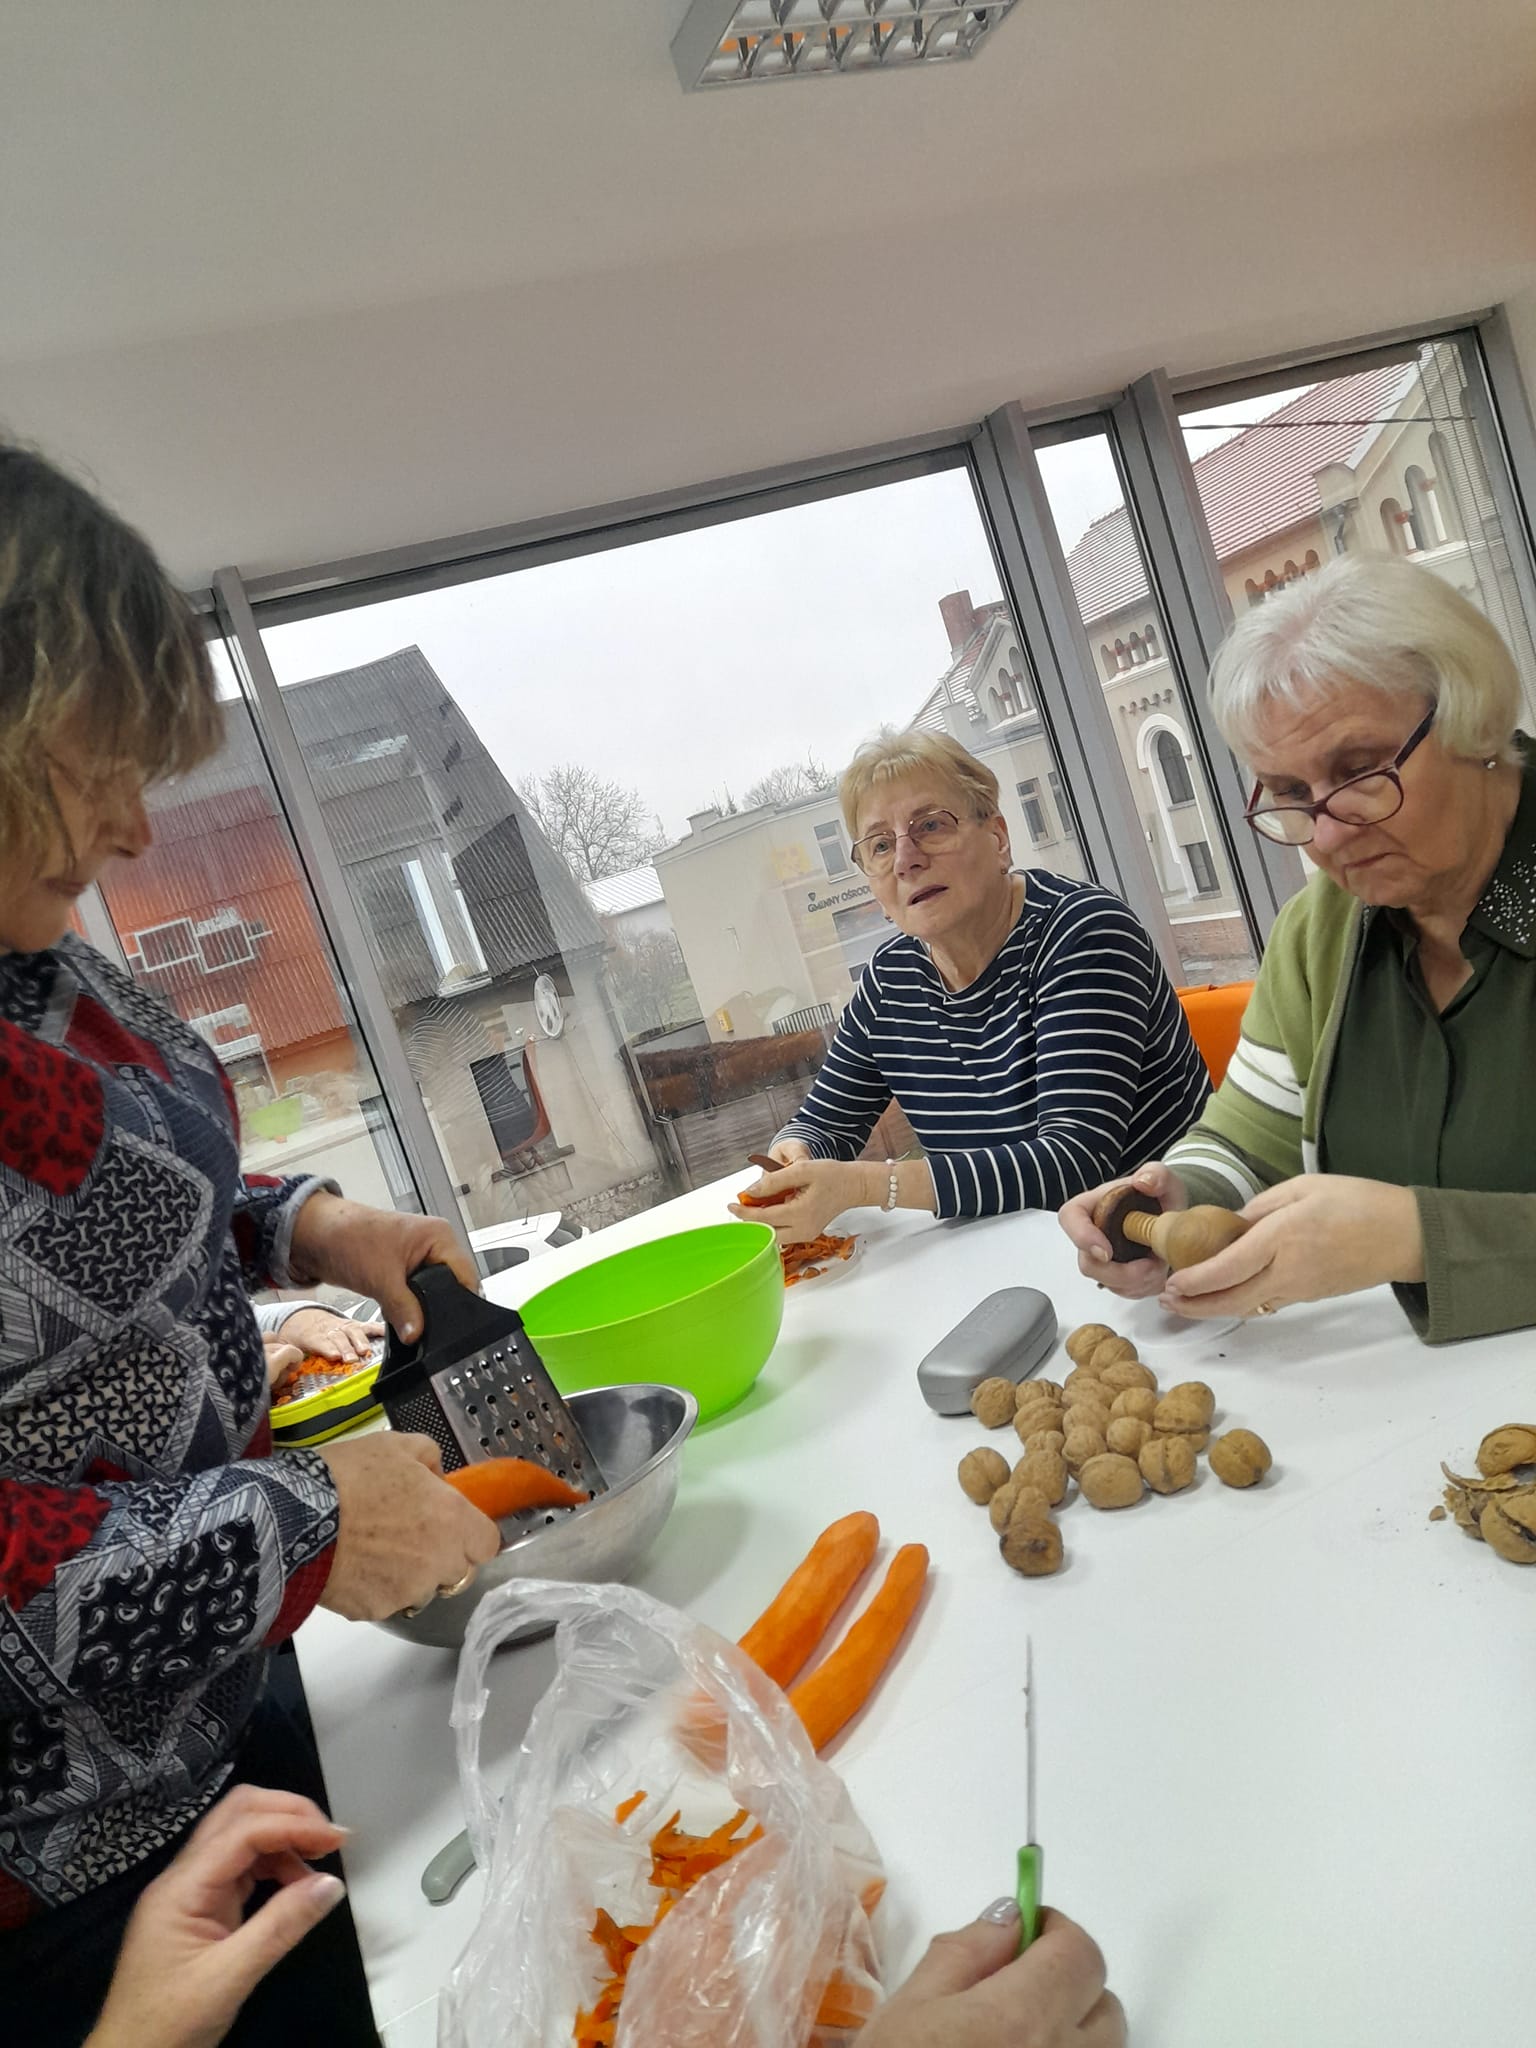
left=293, top=1173, right=1536, bottom=2047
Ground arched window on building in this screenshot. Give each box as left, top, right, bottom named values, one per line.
left=1128, top=631, right=1144, bottom=665
left=1245, top=577, right=1264, bottom=608
left=1405, top=465, right=1444, bottom=548
left=1143, top=623, right=1158, bottom=657
left=1154, top=728, right=1195, bottom=807
left=1427, top=432, right=1462, bottom=541
left=1304, top=548, right=1320, bottom=572
left=1380, top=498, right=1408, bottom=554
left=1100, top=643, right=1117, bottom=679
left=1114, top=638, right=1131, bottom=672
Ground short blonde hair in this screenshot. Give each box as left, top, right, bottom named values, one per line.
left=0, top=444, right=220, bottom=874
left=839, top=728, right=1001, bottom=838
left=1209, top=555, right=1523, bottom=766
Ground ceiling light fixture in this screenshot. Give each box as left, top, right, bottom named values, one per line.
left=671, top=2, right=1022, bottom=92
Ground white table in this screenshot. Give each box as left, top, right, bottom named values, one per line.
left=294, top=1175, right=1536, bottom=2047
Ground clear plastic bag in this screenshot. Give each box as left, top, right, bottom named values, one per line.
left=440, top=1576, right=885, bottom=2048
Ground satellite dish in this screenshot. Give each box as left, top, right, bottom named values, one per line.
left=533, top=973, right=565, bottom=1039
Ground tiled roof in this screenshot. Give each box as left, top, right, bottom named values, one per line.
left=911, top=603, right=1007, bottom=733
left=1064, top=360, right=1421, bottom=625
left=585, top=864, right=665, bottom=917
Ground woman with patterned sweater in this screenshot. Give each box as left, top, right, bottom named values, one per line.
left=0, top=446, right=499, bottom=2044
left=1061, top=555, right=1536, bottom=1343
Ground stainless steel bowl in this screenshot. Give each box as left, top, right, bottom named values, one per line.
left=376, top=1382, right=698, bottom=1650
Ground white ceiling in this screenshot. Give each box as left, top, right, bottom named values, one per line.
left=2, top=0, right=1534, bottom=584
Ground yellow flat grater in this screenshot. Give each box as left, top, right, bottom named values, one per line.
left=371, top=1263, right=606, bottom=1495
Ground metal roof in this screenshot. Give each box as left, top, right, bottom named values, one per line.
left=585, top=864, right=666, bottom=917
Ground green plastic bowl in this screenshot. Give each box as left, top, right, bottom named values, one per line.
left=519, top=1222, right=782, bottom=1423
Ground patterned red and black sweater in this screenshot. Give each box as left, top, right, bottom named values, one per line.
left=0, top=936, right=341, bottom=1922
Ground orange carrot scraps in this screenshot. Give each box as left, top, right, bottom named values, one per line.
left=736, top=1184, right=792, bottom=1208
left=737, top=1512, right=880, bottom=1689
left=613, top=1789, right=647, bottom=1825
left=788, top=1543, right=929, bottom=1752
left=815, top=1974, right=880, bottom=2029
left=271, top=1353, right=359, bottom=1404
left=780, top=1232, right=856, bottom=1284
left=572, top=1802, right=765, bottom=2043
left=442, top=1457, right=588, bottom=1519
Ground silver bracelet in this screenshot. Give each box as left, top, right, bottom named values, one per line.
left=883, top=1159, right=899, bottom=1212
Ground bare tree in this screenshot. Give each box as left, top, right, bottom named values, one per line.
left=742, top=752, right=836, bottom=810
left=516, top=764, right=666, bottom=882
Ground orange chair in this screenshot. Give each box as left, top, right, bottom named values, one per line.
left=1176, top=980, right=1254, bottom=1088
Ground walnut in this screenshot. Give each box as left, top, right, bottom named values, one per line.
left=959, top=1446, right=1012, bottom=1503
left=1014, top=1447, right=1068, bottom=1507
left=1475, top=1426, right=1536, bottom=1478
left=1014, top=1401, right=1062, bottom=1447
left=1480, top=1494, right=1536, bottom=1563
left=1063, top=1365, right=1107, bottom=1397
left=992, top=1481, right=1051, bottom=1531
left=1099, top=1360, right=1158, bottom=1396
left=1064, top=1323, right=1115, bottom=1366
left=1078, top=1452, right=1145, bottom=1509
left=1209, top=1429, right=1272, bottom=1488
left=1000, top=1511, right=1064, bottom=1576
left=1021, top=1378, right=1066, bottom=1408
left=1087, top=1335, right=1139, bottom=1374
left=1109, top=1388, right=1158, bottom=1424
left=1062, top=1424, right=1107, bottom=1475
left=1105, top=1416, right=1152, bottom=1459
left=1139, top=1434, right=1197, bottom=1494
left=1152, top=1382, right=1216, bottom=1434
left=1021, top=1427, right=1066, bottom=1457
left=970, top=1377, right=1020, bottom=1428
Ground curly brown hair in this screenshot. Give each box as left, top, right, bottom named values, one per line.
left=0, top=444, right=221, bottom=875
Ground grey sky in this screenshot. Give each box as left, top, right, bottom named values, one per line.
left=257, top=401, right=1297, bottom=844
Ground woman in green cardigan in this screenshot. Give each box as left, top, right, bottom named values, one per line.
left=1060, top=554, right=1536, bottom=1342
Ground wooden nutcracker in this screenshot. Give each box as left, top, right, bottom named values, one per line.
left=1092, top=1185, right=1251, bottom=1270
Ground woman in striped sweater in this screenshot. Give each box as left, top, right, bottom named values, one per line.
left=729, top=731, right=1210, bottom=1244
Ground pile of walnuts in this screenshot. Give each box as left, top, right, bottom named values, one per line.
left=957, top=1320, right=1274, bottom=1577
left=1435, top=1425, right=1536, bottom=1564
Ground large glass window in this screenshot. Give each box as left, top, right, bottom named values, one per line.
left=93, top=638, right=420, bottom=1239
left=1031, top=422, right=1260, bottom=987
left=253, top=463, right=1088, bottom=1238
left=1178, top=334, right=1536, bottom=722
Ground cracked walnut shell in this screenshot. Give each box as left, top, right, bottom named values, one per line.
left=1480, top=1493, right=1536, bottom=1563
left=1475, top=1425, right=1536, bottom=1477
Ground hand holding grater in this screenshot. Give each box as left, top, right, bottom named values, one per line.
left=371, top=1263, right=606, bottom=1497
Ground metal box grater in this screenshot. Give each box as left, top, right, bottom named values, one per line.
left=371, top=1264, right=606, bottom=1496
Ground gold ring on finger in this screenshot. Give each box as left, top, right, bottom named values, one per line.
left=438, top=1567, right=477, bottom=1599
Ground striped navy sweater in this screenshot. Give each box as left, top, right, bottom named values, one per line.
left=777, top=870, right=1210, bottom=1218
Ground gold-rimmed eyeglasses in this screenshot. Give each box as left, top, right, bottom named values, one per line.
left=1243, top=708, right=1436, bottom=846
left=850, top=808, right=963, bottom=877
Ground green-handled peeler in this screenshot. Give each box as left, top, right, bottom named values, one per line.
left=1016, top=1639, right=1041, bottom=1950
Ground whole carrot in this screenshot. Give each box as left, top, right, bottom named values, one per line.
left=442, top=1458, right=587, bottom=1519
left=788, top=1543, right=929, bottom=1751
left=738, top=1511, right=880, bottom=1689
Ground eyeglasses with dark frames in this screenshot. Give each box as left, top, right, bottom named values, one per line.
left=1242, top=707, right=1436, bottom=846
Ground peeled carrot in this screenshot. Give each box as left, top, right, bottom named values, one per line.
left=737, top=1512, right=880, bottom=1689
left=442, top=1458, right=588, bottom=1518
left=788, top=1543, right=929, bottom=1752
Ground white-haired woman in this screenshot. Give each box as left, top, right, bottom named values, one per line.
left=730, top=729, right=1211, bottom=1243
left=1060, top=555, right=1536, bottom=1341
